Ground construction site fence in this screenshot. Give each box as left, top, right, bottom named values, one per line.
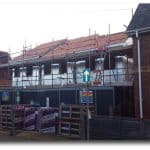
left=89, top=115, right=150, bottom=140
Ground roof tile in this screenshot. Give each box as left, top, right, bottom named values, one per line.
left=12, top=32, right=128, bottom=62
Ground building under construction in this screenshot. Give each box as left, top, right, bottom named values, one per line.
left=0, top=3, right=150, bottom=140
left=0, top=31, right=134, bottom=117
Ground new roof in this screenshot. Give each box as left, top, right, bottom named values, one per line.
left=11, top=32, right=128, bottom=64
left=127, top=3, right=150, bottom=32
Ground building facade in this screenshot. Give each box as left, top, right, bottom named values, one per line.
left=0, top=32, right=134, bottom=117
left=9, top=33, right=133, bottom=88
left=0, top=51, right=11, bottom=87
left=127, top=3, right=150, bottom=119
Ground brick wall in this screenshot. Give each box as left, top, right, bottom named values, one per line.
left=0, top=67, right=11, bottom=87
left=133, top=32, right=150, bottom=119
left=0, top=51, right=11, bottom=87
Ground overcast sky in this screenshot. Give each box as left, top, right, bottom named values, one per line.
left=0, top=0, right=149, bottom=55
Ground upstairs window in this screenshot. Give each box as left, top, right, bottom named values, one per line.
left=44, top=64, right=51, bottom=75
left=14, top=68, right=20, bottom=77
left=103, top=54, right=115, bottom=70
left=26, top=66, right=33, bottom=77
left=60, top=60, right=67, bottom=74
left=85, top=57, right=96, bottom=71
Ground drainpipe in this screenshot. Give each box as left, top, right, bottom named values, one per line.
left=136, top=30, right=143, bottom=119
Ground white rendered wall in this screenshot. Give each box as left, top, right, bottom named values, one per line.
left=12, top=56, right=133, bottom=87
left=76, top=60, right=85, bottom=83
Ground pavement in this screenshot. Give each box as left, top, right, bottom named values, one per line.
left=0, top=129, right=75, bottom=143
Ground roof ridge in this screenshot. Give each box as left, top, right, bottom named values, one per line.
left=107, top=32, right=125, bottom=36
left=68, top=34, right=100, bottom=41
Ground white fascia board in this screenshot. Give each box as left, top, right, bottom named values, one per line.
left=9, top=55, right=39, bottom=65
left=75, top=48, right=97, bottom=54
left=107, top=38, right=133, bottom=50
left=23, top=55, right=39, bottom=61
left=107, top=43, right=125, bottom=48
left=51, top=63, right=59, bottom=66
left=76, top=60, right=86, bottom=64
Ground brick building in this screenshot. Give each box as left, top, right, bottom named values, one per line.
left=127, top=3, right=150, bottom=119
left=0, top=51, right=11, bottom=87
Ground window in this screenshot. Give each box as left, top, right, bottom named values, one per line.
left=60, top=61, right=67, bottom=74
left=104, top=54, right=115, bottom=70
left=85, top=57, right=96, bottom=70
left=44, top=64, right=51, bottom=75
left=14, top=68, right=20, bottom=77
left=26, top=66, right=33, bottom=77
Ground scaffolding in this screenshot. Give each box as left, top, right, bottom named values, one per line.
left=0, top=35, right=135, bottom=132
left=0, top=34, right=134, bottom=90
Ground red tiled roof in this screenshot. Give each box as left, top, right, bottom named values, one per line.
left=107, top=32, right=128, bottom=45
left=42, top=34, right=99, bottom=60
left=12, top=32, right=128, bottom=62
left=13, top=39, right=66, bottom=61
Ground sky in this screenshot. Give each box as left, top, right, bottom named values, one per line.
left=0, top=0, right=149, bottom=56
